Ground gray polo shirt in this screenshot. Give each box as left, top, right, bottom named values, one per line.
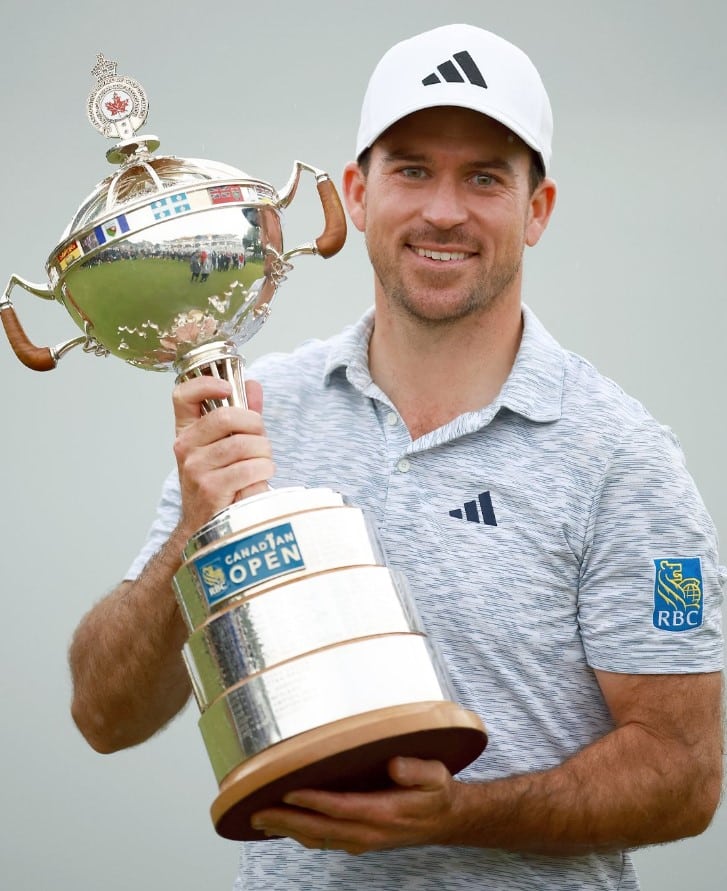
left=127, top=306, right=724, bottom=891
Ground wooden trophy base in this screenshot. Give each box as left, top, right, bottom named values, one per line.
left=211, top=700, right=487, bottom=840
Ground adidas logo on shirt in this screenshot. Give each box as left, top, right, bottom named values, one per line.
left=449, top=491, right=497, bottom=527
left=422, top=50, right=487, bottom=88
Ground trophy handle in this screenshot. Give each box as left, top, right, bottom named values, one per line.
left=314, top=177, right=347, bottom=258
left=278, top=161, right=347, bottom=261
left=1, top=275, right=86, bottom=371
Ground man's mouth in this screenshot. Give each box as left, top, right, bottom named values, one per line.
left=411, top=247, right=472, bottom=262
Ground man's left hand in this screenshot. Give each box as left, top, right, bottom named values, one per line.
left=250, top=757, right=463, bottom=854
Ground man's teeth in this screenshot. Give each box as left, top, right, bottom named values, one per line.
left=414, top=248, right=468, bottom=261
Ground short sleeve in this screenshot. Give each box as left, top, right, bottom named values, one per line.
left=578, top=418, right=724, bottom=673
left=123, top=468, right=182, bottom=580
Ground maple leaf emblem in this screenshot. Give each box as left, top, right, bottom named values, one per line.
left=105, top=92, right=129, bottom=117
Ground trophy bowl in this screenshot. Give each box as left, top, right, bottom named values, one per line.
left=1, top=148, right=346, bottom=379
left=1, top=54, right=487, bottom=841
left=51, top=159, right=286, bottom=371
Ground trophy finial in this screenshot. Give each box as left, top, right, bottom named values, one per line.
left=91, top=53, right=118, bottom=82
left=86, top=53, right=157, bottom=161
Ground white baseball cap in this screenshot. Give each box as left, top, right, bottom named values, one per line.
left=355, top=24, right=553, bottom=173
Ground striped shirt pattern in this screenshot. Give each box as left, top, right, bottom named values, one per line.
left=126, top=306, right=724, bottom=891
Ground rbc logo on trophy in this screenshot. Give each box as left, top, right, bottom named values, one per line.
left=200, top=563, right=228, bottom=601
left=653, top=558, right=704, bottom=631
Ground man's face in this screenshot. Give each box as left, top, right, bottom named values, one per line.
left=344, top=106, right=554, bottom=325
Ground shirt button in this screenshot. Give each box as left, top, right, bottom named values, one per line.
left=386, top=412, right=398, bottom=426
left=397, top=458, right=411, bottom=473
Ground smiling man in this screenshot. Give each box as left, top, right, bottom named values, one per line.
left=69, top=24, right=724, bottom=891
left=345, top=103, right=554, bottom=438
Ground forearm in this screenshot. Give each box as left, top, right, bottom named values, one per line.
left=451, top=718, right=723, bottom=855
left=69, top=524, right=193, bottom=753
left=70, top=378, right=273, bottom=754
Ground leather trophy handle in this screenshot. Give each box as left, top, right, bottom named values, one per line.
left=0, top=305, right=57, bottom=371
left=315, top=178, right=347, bottom=259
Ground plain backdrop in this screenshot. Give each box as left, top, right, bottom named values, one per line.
left=1, top=1, right=724, bottom=888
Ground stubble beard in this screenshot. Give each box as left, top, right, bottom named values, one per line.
left=368, top=235, right=524, bottom=328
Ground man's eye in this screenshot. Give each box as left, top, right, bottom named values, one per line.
left=401, top=167, right=426, bottom=179
left=472, top=173, right=495, bottom=186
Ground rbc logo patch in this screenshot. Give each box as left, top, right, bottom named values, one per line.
left=653, top=558, right=704, bottom=632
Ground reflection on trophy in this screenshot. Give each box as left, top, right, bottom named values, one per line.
left=1, top=55, right=487, bottom=840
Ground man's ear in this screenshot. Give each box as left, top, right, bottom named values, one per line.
left=342, top=161, right=367, bottom=233
left=525, top=177, right=557, bottom=247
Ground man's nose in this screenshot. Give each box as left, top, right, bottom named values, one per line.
left=420, top=179, right=469, bottom=229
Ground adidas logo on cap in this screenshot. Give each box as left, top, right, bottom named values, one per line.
left=421, top=50, right=487, bottom=88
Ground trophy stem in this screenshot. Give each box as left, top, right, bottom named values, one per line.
left=174, top=341, right=247, bottom=414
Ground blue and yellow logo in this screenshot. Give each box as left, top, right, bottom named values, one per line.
left=653, top=558, right=704, bottom=632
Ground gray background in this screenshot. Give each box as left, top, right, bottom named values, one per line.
left=1, top=1, right=724, bottom=888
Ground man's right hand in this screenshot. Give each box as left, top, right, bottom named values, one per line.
left=172, top=376, right=275, bottom=535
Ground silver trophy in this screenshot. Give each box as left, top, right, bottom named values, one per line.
left=1, top=56, right=487, bottom=840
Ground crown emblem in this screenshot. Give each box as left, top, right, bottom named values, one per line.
left=91, top=53, right=118, bottom=83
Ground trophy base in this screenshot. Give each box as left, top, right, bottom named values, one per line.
left=211, top=700, right=487, bottom=840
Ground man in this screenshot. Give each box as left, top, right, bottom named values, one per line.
left=69, top=24, right=724, bottom=890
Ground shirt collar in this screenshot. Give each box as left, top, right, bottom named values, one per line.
left=323, top=304, right=564, bottom=423
left=497, top=305, right=564, bottom=422
left=323, top=306, right=377, bottom=392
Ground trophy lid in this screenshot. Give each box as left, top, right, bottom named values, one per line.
left=57, top=53, right=267, bottom=243
left=60, top=156, right=258, bottom=242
